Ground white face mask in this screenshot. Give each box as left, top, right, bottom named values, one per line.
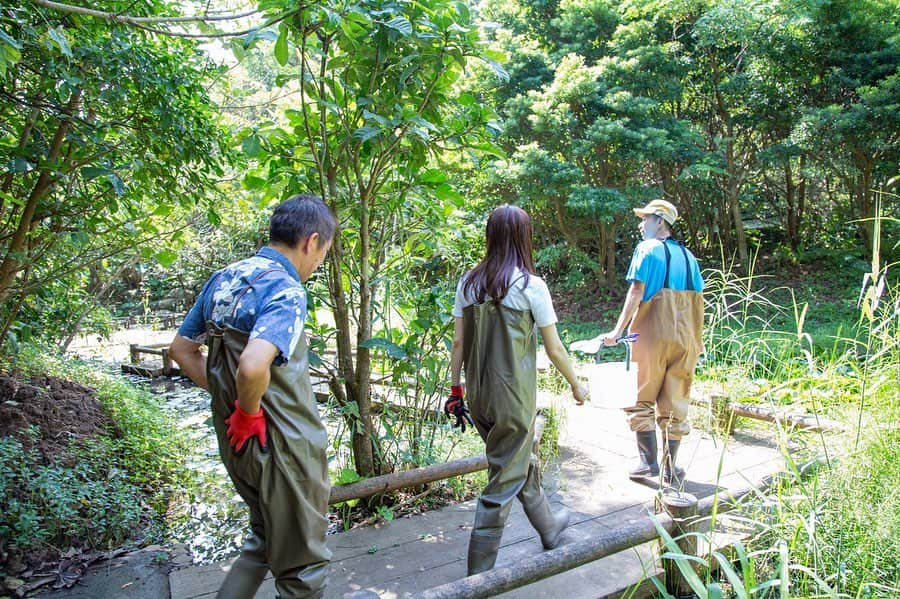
left=639, top=215, right=662, bottom=240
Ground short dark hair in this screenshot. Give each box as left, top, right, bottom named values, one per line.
left=269, top=194, right=337, bottom=248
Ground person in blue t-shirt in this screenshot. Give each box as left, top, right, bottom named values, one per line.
left=586, top=199, right=704, bottom=486
left=171, top=195, right=336, bottom=598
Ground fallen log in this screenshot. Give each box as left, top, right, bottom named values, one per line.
left=330, top=455, right=487, bottom=505
left=729, top=401, right=845, bottom=432
left=699, top=394, right=845, bottom=434
left=329, top=415, right=546, bottom=505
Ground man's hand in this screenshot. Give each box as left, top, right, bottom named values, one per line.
left=225, top=401, right=267, bottom=452
left=444, top=385, right=474, bottom=432
left=601, top=331, right=620, bottom=347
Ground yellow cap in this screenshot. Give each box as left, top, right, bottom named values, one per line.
left=633, top=199, right=678, bottom=225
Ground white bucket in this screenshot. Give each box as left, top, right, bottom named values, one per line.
left=584, top=361, right=638, bottom=409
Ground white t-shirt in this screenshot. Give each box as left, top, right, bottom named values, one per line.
left=452, top=268, right=558, bottom=328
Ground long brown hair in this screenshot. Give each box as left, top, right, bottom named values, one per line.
left=463, top=204, right=536, bottom=305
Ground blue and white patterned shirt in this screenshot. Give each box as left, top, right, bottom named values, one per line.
left=178, top=246, right=307, bottom=366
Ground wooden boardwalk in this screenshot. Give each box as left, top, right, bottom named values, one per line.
left=170, top=395, right=786, bottom=598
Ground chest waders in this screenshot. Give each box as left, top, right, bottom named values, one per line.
left=626, top=240, right=703, bottom=484
left=206, top=323, right=331, bottom=598
left=462, top=303, right=570, bottom=575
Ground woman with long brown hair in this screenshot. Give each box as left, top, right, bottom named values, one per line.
left=446, top=204, right=589, bottom=575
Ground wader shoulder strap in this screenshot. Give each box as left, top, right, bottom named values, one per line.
left=663, top=242, right=671, bottom=289
left=204, top=268, right=282, bottom=321
left=230, top=268, right=281, bottom=318
left=679, top=243, right=695, bottom=291
left=662, top=240, right=696, bottom=291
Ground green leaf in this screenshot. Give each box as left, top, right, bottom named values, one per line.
left=452, top=1, right=470, bottom=22
left=0, top=30, right=22, bottom=77
left=152, top=203, right=172, bottom=216
left=352, top=126, right=381, bottom=143
left=0, top=29, right=22, bottom=51
left=242, top=174, right=268, bottom=190
left=155, top=250, right=178, bottom=268
left=6, top=158, right=32, bottom=174
left=482, top=49, right=506, bottom=63
left=274, top=25, right=289, bottom=66
left=432, top=183, right=465, bottom=207
left=359, top=337, right=407, bottom=359
left=242, top=134, right=262, bottom=158
left=483, top=58, right=509, bottom=82
left=229, top=38, right=247, bottom=62
left=335, top=467, right=362, bottom=485
left=471, top=142, right=505, bottom=159
left=107, top=173, right=125, bottom=196
left=80, top=166, right=108, bottom=180
left=652, top=516, right=709, bottom=598
left=710, top=551, right=747, bottom=597
left=385, top=17, right=413, bottom=36
left=48, top=27, right=72, bottom=58
left=420, top=169, right=446, bottom=184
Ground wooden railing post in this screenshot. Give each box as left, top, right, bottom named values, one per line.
left=660, top=491, right=699, bottom=598
left=161, top=348, right=172, bottom=375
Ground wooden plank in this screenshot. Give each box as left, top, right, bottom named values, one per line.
left=121, top=364, right=165, bottom=377
left=416, top=468, right=781, bottom=599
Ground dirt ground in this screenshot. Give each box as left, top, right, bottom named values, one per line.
left=0, top=372, right=141, bottom=598
left=0, top=373, right=114, bottom=463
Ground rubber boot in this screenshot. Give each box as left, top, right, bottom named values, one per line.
left=523, top=496, right=570, bottom=550
left=662, top=438, right=686, bottom=485
left=467, top=528, right=503, bottom=575
left=216, top=538, right=268, bottom=599
left=628, top=431, right=660, bottom=479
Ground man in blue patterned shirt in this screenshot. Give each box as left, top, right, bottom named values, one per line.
left=171, top=195, right=337, bottom=598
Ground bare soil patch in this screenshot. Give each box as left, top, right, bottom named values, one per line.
left=0, top=373, right=115, bottom=463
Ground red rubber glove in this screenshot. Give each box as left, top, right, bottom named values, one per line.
left=444, top=385, right=474, bottom=432
left=225, top=401, right=267, bottom=452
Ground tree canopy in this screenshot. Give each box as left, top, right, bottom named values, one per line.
left=0, top=1, right=230, bottom=340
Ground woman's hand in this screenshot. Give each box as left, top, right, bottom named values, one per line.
left=572, top=383, right=590, bottom=406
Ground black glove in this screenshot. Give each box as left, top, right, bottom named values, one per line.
left=444, top=385, right=474, bottom=432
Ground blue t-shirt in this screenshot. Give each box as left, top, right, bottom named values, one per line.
left=626, top=239, right=704, bottom=302
left=178, top=246, right=307, bottom=365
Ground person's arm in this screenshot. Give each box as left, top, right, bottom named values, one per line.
left=235, top=338, right=280, bottom=414
left=450, top=317, right=464, bottom=387
left=601, top=280, right=645, bottom=346
left=170, top=334, right=208, bottom=390
left=539, top=324, right=589, bottom=405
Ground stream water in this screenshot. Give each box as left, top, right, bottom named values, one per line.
left=68, top=326, right=345, bottom=565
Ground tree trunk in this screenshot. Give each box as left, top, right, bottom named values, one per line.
left=604, top=221, right=616, bottom=287
left=784, top=160, right=799, bottom=252
left=797, top=154, right=807, bottom=251
left=353, top=191, right=378, bottom=477
left=0, top=88, right=82, bottom=304
left=855, top=156, right=875, bottom=251
left=724, top=128, right=748, bottom=268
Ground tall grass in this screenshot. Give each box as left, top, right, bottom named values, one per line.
left=650, top=204, right=899, bottom=597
